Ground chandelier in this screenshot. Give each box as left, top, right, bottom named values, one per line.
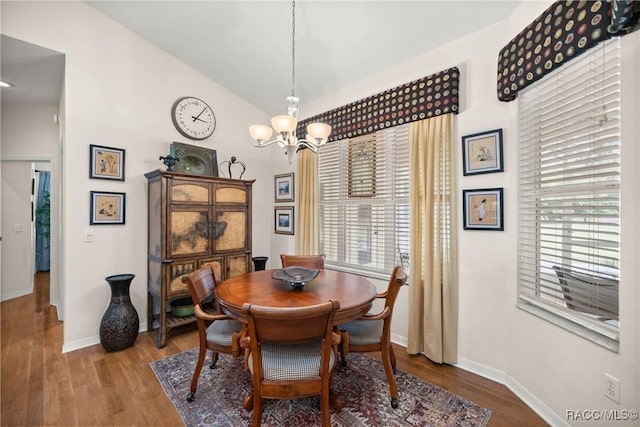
left=248, top=0, right=331, bottom=164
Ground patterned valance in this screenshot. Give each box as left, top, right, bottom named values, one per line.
left=609, top=0, right=640, bottom=35
left=497, top=0, right=639, bottom=102
left=297, top=67, right=459, bottom=143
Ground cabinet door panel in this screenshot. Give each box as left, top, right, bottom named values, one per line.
left=169, top=208, right=212, bottom=257
left=214, top=210, right=247, bottom=252
left=168, top=260, right=197, bottom=296
left=227, top=254, right=250, bottom=279
left=171, top=180, right=211, bottom=204
left=215, top=186, right=246, bottom=204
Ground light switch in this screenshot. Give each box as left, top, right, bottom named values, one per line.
left=14, top=224, right=24, bottom=233
left=84, top=229, right=94, bottom=242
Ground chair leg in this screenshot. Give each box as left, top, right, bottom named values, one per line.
left=209, top=350, right=219, bottom=369
left=252, top=395, right=263, bottom=427
left=242, top=392, right=254, bottom=411
left=390, top=344, right=397, bottom=373
left=187, top=346, right=207, bottom=402
left=339, top=330, right=349, bottom=366
left=380, top=343, right=399, bottom=408
left=320, top=393, right=331, bottom=427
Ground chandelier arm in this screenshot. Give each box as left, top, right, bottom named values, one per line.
left=254, top=139, right=282, bottom=148
left=295, top=139, right=321, bottom=152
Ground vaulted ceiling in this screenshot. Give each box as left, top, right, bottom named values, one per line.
left=2, top=1, right=521, bottom=112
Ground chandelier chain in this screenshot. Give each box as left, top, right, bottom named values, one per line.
left=291, top=0, right=296, bottom=98
left=248, top=0, right=331, bottom=164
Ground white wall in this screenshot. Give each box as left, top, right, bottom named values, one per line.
left=1, top=105, right=59, bottom=301
left=293, top=2, right=640, bottom=425
left=1, top=1, right=279, bottom=351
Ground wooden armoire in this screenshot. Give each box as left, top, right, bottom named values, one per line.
left=145, top=169, right=254, bottom=347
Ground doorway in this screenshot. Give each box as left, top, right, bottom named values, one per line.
left=1, top=35, right=64, bottom=320
left=0, top=160, right=54, bottom=302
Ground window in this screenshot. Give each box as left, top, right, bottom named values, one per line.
left=517, top=39, right=620, bottom=350
left=318, top=125, right=409, bottom=277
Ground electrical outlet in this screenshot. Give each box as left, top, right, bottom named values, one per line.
left=605, top=373, right=620, bottom=403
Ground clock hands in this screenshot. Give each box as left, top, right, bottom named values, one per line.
left=192, top=107, right=207, bottom=122
left=191, top=115, right=208, bottom=124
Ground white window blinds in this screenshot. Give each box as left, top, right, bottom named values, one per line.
left=517, top=38, right=620, bottom=347
left=318, top=125, right=410, bottom=276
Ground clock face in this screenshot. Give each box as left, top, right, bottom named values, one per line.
left=171, top=97, right=216, bottom=140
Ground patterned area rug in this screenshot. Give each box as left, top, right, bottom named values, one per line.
left=150, top=348, right=491, bottom=427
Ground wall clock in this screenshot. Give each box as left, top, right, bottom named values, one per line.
left=171, top=96, right=216, bottom=140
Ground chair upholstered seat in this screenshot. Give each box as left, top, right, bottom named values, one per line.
left=247, top=340, right=337, bottom=381
left=339, top=319, right=383, bottom=346
left=206, top=319, right=243, bottom=346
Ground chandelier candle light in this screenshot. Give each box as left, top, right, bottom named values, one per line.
left=249, top=0, right=331, bottom=164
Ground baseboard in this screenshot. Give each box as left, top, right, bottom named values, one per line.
left=62, top=336, right=100, bottom=353
left=62, top=322, right=149, bottom=353
left=505, top=374, right=569, bottom=427
left=391, top=332, right=408, bottom=348
left=456, top=357, right=568, bottom=427
left=454, top=357, right=508, bottom=384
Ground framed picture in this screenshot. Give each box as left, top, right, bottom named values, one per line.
left=172, top=142, right=219, bottom=177
left=348, top=137, right=376, bottom=197
left=90, top=145, right=125, bottom=181
left=462, top=188, right=503, bottom=231
left=274, top=173, right=294, bottom=202
left=90, top=191, right=126, bottom=225
left=462, top=128, right=503, bottom=175
left=274, top=206, right=294, bottom=235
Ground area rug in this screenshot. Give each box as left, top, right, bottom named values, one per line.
left=150, top=348, right=491, bottom=427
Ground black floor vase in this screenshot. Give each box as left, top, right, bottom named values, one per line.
left=99, top=274, right=139, bottom=352
left=252, top=256, right=268, bottom=271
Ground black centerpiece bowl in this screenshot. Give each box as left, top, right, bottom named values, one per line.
left=272, top=267, right=320, bottom=289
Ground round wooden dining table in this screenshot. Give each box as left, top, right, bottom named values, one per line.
left=215, top=269, right=377, bottom=324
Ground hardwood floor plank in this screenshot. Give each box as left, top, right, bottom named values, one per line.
left=1, top=272, right=548, bottom=426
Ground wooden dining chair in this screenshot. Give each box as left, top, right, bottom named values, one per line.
left=181, top=264, right=243, bottom=402
left=280, top=253, right=326, bottom=269
left=240, top=300, right=341, bottom=427
left=338, top=266, right=408, bottom=408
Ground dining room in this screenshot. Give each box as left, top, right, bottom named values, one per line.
left=1, top=1, right=639, bottom=426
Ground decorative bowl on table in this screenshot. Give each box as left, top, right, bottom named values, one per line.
left=272, top=267, right=320, bottom=289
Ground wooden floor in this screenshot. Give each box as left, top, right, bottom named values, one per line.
left=1, top=272, right=547, bottom=426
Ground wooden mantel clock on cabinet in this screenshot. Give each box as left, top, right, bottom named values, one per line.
left=145, top=169, right=254, bottom=348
